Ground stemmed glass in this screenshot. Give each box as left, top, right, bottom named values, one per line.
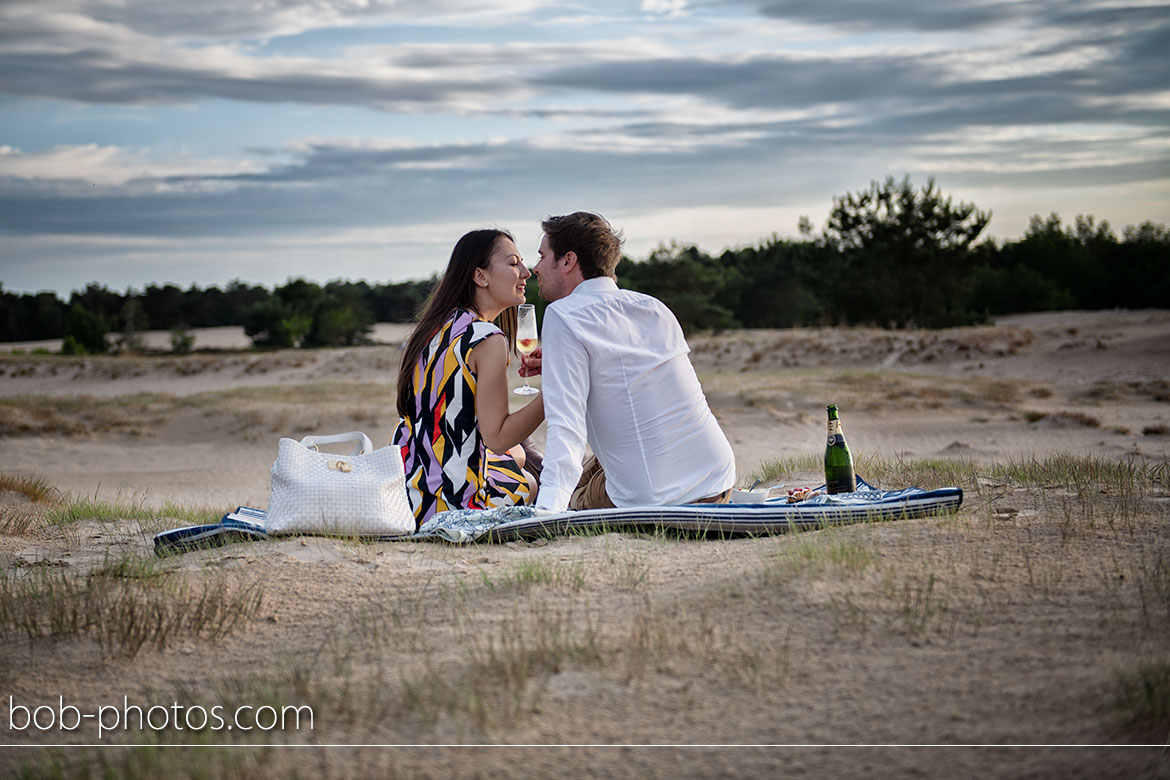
left=514, top=303, right=539, bottom=395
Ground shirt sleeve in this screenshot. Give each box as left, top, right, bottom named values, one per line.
left=534, top=304, right=591, bottom=511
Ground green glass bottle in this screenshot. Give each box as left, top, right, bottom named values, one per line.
left=824, top=404, right=856, bottom=494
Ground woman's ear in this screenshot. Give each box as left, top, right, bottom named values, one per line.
left=474, top=269, right=487, bottom=287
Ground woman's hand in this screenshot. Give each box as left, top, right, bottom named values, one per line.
left=518, top=347, right=542, bottom=377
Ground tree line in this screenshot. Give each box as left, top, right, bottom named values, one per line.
left=3, top=176, right=1167, bottom=352
left=615, top=177, right=1169, bottom=332
left=0, top=277, right=435, bottom=353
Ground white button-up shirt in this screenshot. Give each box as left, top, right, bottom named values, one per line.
left=535, top=276, right=736, bottom=511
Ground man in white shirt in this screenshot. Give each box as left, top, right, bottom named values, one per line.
left=524, top=211, right=736, bottom=512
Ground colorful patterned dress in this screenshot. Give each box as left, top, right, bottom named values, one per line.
left=393, top=308, right=532, bottom=527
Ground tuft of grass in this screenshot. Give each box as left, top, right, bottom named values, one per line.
left=855, top=453, right=982, bottom=492
left=1109, top=660, right=1170, bottom=738
left=1143, top=424, right=1169, bottom=436
left=402, top=605, right=604, bottom=730
left=624, top=599, right=788, bottom=691
left=990, top=453, right=1159, bottom=494
left=46, top=496, right=225, bottom=527
left=1056, top=410, right=1101, bottom=428
left=746, top=452, right=983, bottom=493
left=483, top=559, right=587, bottom=592
left=787, top=537, right=877, bottom=576
left=0, top=506, right=41, bottom=535
left=1133, top=546, right=1170, bottom=630
left=745, top=453, right=821, bottom=488
left=1023, top=410, right=1102, bottom=428
left=16, top=742, right=269, bottom=779
left=0, top=562, right=264, bottom=658
left=889, top=572, right=954, bottom=638
left=0, top=473, right=62, bottom=504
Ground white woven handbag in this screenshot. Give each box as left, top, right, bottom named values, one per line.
left=266, top=431, right=415, bottom=536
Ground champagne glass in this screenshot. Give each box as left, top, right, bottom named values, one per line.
left=514, top=303, right=539, bottom=395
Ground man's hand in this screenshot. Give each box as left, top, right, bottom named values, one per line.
left=518, top=347, right=542, bottom=377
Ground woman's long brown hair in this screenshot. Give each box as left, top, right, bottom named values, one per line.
left=396, top=229, right=518, bottom=419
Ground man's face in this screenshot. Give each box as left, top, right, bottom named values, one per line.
left=533, top=234, right=567, bottom=302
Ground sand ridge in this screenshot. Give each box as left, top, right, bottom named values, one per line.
left=0, top=310, right=1168, bottom=776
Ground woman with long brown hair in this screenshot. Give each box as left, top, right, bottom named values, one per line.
left=393, top=228, right=544, bottom=526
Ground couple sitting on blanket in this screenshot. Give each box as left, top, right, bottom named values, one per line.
left=393, top=212, right=736, bottom=528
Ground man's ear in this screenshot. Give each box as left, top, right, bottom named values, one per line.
left=560, top=251, right=579, bottom=273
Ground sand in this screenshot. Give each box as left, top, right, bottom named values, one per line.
left=0, top=310, right=1167, bottom=777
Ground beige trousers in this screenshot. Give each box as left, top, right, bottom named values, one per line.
left=568, top=455, right=732, bottom=511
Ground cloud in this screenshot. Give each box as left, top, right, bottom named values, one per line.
left=0, top=144, right=262, bottom=187
left=735, top=0, right=1170, bottom=36
left=0, top=0, right=1165, bottom=296
left=4, top=0, right=1165, bottom=128
left=0, top=48, right=531, bottom=111
left=743, top=0, right=1028, bottom=32
left=4, top=1, right=548, bottom=42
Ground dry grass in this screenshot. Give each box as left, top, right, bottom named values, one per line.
left=0, top=473, right=61, bottom=504
left=0, top=556, right=265, bottom=658
left=46, top=495, right=224, bottom=529
left=1021, top=409, right=1104, bottom=428
left=2, top=453, right=1168, bottom=777
left=0, top=383, right=393, bottom=442
left=1108, top=660, right=1170, bottom=741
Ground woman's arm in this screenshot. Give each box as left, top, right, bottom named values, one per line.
left=469, top=334, right=544, bottom=454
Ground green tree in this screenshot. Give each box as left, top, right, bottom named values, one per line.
left=618, top=242, right=738, bottom=333
left=243, top=297, right=313, bottom=348
left=170, top=324, right=195, bottom=354
left=70, top=283, right=123, bottom=327
left=60, top=304, right=108, bottom=355
left=719, top=236, right=828, bottom=328
left=243, top=279, right=321, bottom=348
left=243, top=278, right=374, bottom=348
left=824, top=175, right=991, bottom=327
left=305, top=282, right=374, bottom=347
left=116, top=298, right=150, bottom=353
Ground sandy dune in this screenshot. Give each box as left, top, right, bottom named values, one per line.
left=0, top=310, right=1167, bottom=776
left=2, top=310, right=1165, bottom=509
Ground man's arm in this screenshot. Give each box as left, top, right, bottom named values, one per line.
left=534, top=306, right=591, bottom=511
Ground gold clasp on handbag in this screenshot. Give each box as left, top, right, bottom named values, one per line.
left=328, top=460, right=353, bottom=473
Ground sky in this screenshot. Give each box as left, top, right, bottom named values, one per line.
left=1, top=0, right=1168, bottom=297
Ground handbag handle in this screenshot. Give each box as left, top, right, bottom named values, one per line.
left=299, top=431, right=374, bottom=456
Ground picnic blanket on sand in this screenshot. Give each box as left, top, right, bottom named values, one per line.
left=153, top=478, right=962, bottom=554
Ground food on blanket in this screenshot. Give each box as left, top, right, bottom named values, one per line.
left=786, top=487, right=822, bottom=503
left=824, top=404, right=857, bottom=494
left=731, top=488, right=768, bottom=503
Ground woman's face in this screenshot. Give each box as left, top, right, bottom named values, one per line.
left=477, top=236, right=530, bottom=308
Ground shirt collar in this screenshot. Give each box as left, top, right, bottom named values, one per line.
left=572, top=276, right=619, bottom=295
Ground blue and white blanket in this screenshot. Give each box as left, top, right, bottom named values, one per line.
left=153, top=478, right=962, bottom=553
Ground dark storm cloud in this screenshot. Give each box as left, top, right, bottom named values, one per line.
left=2, top=1, right=1165, bottom=121
left=747, top=0, right=1028, bottom=32
left=1, top=0, right=1165, bottom=253
left=737, top=0, right=1170, bottom=35
left=539, top=7, right=1169, bottom=120
left=43, top=0, right=516, bottom=40
left=0, top=133, right=794, bottom=239
left=0, top=49, right=522, bottom=109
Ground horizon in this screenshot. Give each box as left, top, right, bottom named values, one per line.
left=2, top=204, right=1165, bottom=299
left=2, top=1, right=1167, bottom=298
